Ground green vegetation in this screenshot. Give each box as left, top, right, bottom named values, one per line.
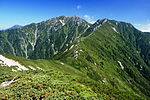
left=0, top=17, right=150, bottom=99
left=0, top=55, right=145, bottom=99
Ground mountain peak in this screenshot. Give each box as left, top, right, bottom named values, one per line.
left=41, top=16, right=89, bottom=28
left=5, top=25, right=23, bottom=30
left=46, top=16, right=80, bottom=22
left=94, top=18, right=134, bottom=29
left=100, top=18, right=109, bottom=23
left=93, top=18, right=110, bottom=26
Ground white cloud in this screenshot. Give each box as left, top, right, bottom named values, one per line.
left=134, top=24, right=141, bottom=27
left=134, top=24, right=150, bottom=32
left=83, top=15, right=94, bottom=21
left=89, top=21, right=96, bottom=24
left=76, top=5, right=81, bottom=9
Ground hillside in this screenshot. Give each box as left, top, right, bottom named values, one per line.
left=54, top=18, right=150, bottom=99
left=0, top=16, right=150, bottom=99
left=0, top=54, right=98, bottom=99
left=0, top=54, right=148, bottom=99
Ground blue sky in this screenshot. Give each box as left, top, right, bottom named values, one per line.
left=0, top=0, right=150, bottom=31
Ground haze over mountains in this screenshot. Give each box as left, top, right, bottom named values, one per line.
left=0, top=16, right=150, bottom=99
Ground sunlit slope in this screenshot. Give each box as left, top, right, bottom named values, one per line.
left=55, top=19, right=150, bottom=99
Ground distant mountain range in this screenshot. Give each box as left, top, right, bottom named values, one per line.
left=0, top=16, right=150, bottom=99
left=5, top=25, right=23, bottom=30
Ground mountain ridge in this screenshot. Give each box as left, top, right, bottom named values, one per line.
left=0, top=16, right=150, bottom=99
left=0, top=16, right=149, bottom=67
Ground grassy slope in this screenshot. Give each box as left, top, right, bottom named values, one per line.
left=0, top=55, right=100, bottom=100
left=55, top=23, right=150, bottom=99
left=0, top=54, right=146, bottom=100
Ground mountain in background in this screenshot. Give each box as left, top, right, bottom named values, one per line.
left=0, top=16, right=150, bottom=99
left=5, top=25, right=23, bottom=30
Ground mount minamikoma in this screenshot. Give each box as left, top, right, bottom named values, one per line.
left=0, top=16, right=150, bottom=99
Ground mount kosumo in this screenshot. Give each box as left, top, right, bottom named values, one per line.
left=0, top=16, right=150, bottom=99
